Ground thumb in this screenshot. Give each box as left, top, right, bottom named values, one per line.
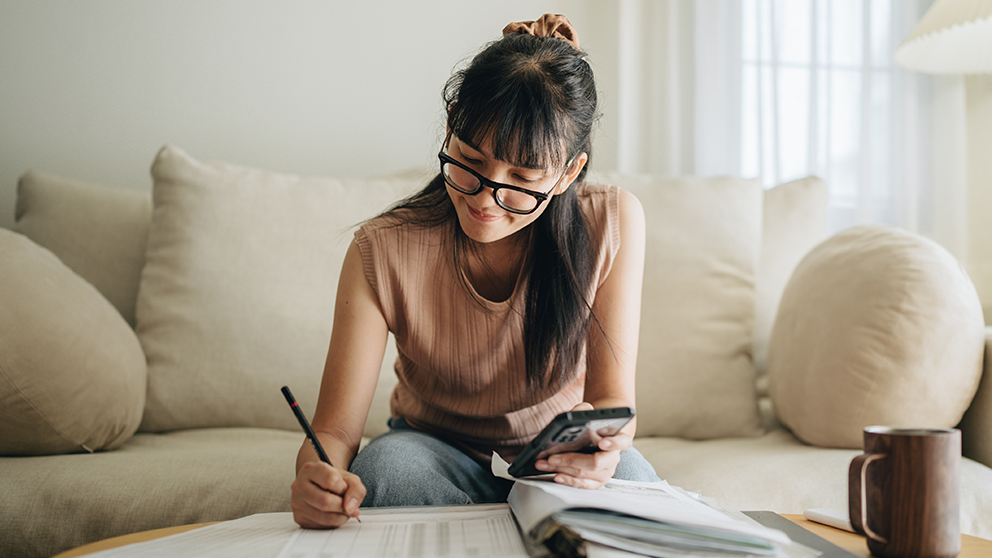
left=342, top=476, right=366, bottom=518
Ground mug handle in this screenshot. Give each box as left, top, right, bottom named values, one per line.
left=848, top=453, right=888, bottom=544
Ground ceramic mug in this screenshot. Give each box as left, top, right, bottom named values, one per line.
left=848, top=426, right=961, bottom=558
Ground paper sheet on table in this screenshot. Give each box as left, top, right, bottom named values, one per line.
left=81, top=513, right=299, bottom=558
left=276, top=504, right=529, bottom=558
left=491, top=449, right=556, bottom=480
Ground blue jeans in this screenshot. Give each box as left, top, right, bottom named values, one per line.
left=350, top=418, right=662, bottom=507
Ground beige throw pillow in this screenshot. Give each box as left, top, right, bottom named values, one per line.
left=14, top=171, right=152, bottom=328
left=602, top=174, right=764, bottom=439
left=137, top=146, right=420, bottom=432
left=769, top=226, right=985, bottom=448
left=0, top=230, right=146, bottom=455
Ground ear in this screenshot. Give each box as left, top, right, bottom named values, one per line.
left=556, top=152, right=588, bottom=194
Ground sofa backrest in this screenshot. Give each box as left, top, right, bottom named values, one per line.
left=12, top=147, right=827, bottom=440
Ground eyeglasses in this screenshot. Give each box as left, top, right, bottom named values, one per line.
left=438, top=151, right=575, bottom=215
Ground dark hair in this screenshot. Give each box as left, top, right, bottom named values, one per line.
left=388, top=32, right=599, bottom=390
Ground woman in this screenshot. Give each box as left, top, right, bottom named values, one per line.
left=291, top=14, right=658, bottom=529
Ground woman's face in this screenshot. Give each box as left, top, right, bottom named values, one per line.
left=443, top=135, right=586, bottom=247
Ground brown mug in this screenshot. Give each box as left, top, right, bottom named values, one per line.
left=848, top=426, right=961, bottom=558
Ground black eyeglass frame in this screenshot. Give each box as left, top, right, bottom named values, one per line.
left=438, top=151, right=575, bottom=215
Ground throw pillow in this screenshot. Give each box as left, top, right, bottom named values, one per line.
left=768, top=226, right=985, bottom=448
left=137, top=146, right=421, bottom=432
left=14, top=171, right=152, bottom=328
left=0, top=230, right=146, bottom=455
left=598, top=173, right=765, bottom=439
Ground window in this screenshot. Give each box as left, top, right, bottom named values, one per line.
left=737, top=0, right=934, bottom=232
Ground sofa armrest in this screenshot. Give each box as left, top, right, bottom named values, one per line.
left=961, top=327, right=992, bottom=468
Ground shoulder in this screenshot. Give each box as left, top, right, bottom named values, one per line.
left=574, top=183, right=643, bottom=248
left=574, top=182, right=616, bottom=205
left=358, top=211, right=410, bottom=236
left=616, top=188, right=645, bottom=242
left=573, top=182, right=616, bottom=229
left=357, top=212, right=447, bottom=276
left=574, top=182, right=642, bottom=217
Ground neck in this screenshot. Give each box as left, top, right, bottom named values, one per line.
left=465, top=229, right=531, bottom=302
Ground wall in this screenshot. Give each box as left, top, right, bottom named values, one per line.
left=5, top=1, right=990, bottom=321
left=1, top=0, right=630, bottom=230
left=966, top=75, right=992, bottom=321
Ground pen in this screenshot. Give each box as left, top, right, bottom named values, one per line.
left=281, top=386, right=360, bottom=522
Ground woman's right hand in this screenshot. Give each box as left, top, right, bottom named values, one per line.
left=290, top=461, right=366, bottom=528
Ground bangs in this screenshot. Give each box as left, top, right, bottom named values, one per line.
left=446, top=57, right=572, bottom=171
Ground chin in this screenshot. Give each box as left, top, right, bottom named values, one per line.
left=456, top=211, right=509, bottom=245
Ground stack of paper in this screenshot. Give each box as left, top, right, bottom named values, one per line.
left=538, top=509, right=781, bottom=556
left=494, top=453, right=816, bottom=557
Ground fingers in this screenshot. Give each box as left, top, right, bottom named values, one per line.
left=535, top=441, right=628, bottom=490
left=552, top=472, right=611, bottom=490
left=597, top=432, right=632, bottom=452
left=291, top=461, right=366, bottom=529
left=540, top=449, right=618, bottom=478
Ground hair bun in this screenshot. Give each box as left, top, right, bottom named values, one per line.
left=502, top=13, right=581, bottom=51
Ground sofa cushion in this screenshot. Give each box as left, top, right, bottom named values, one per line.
left=137, top=146, right=420, bottom=433
left=14, top=171, right=152, bottom=328
left=753, top=176, right=828, bottom=379
left=0, top=428, right=299, bottom=558
left=768, top=226, right=985, bottom=448
left=960, top=328, right=992, bottom=469
left=0, top=229, right=146, bottom=455
left=595, top=173, right=764, bottom=439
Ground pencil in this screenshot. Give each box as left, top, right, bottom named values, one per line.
left=281, top=386, right=360, bottom=523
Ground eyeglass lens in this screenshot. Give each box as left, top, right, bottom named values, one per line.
left=441, top=161, right=541, bottom=213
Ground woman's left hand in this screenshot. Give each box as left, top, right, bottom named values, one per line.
left=532, top=402, right=632, bottom=489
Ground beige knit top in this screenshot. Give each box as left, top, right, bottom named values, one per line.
left=355, top=183, right=621, bottom=462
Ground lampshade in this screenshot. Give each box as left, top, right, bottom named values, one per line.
left=895, top=0, right=992, bottom=74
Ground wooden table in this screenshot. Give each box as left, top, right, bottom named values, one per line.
left=53, top=514, right=992, bottom=557
left=780, top=515, right=992, bottom=557
left=53, top=523, right=220, bottom=558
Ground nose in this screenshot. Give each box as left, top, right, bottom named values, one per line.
left=473, top=185, right=501, bottom=210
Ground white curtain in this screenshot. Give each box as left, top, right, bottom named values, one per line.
left=588, top=0, right=696, bottom=177
left=598, top=0, right=969, bottom=259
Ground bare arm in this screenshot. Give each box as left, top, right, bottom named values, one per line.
left=291, top=239, right=390, bottom=527
left=584, top=188, right=645, bottom=426
left=537, top=188, right=647, bottom=488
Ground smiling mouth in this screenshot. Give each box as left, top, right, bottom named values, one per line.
left=467, top=205, right=501, bottom=223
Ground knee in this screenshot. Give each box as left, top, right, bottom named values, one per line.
left=613, top=447, right=662, bottom=482
left=350, top=432, right=473, bottom=507
left=350, top=432, right=440, bottom=487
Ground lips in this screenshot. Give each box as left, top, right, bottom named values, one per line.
left=467, top=204, right=501, bottom=223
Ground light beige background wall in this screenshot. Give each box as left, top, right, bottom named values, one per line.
left=3, top=1, right=991, bottom=319
left=966, top=75, right=992, bottom=320
left=0, top=0, right=633, bottom=230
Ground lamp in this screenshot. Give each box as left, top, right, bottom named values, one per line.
left=895, top=0, right=992, bottom=74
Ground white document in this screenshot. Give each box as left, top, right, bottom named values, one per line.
left=276, top=504, right=529, bottom=558
left=81, top=513, right=300, bottom=558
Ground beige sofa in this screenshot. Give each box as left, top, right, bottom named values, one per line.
left=2, top=145, right=991, bottom=558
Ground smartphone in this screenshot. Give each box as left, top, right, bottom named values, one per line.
left=507, top=406, right=635, bottom=478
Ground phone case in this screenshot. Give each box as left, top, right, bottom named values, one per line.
left=507, top=406, right=634, bottom=478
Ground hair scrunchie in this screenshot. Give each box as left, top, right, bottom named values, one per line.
left=502, top=13, right=581, bottom=51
